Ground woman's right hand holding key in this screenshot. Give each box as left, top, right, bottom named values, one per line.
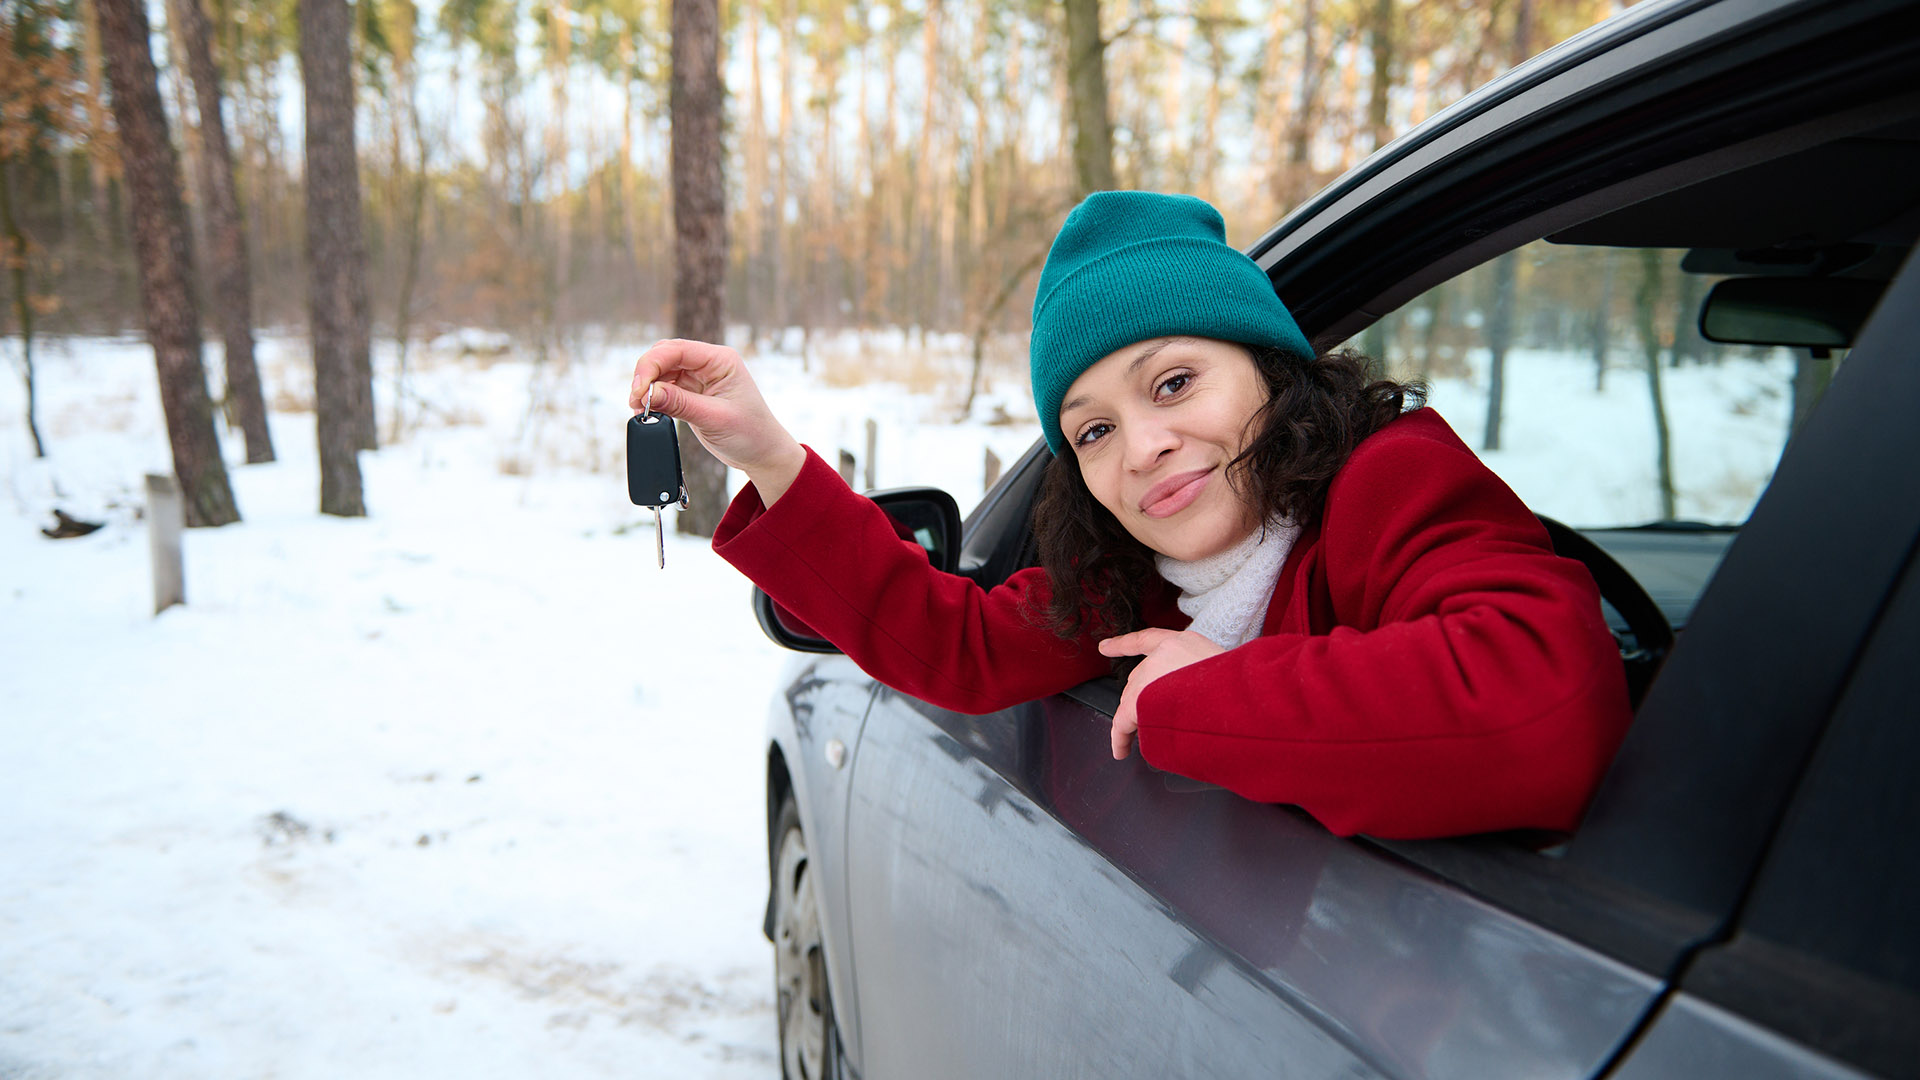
left=629, top=339, right=809, bottom=506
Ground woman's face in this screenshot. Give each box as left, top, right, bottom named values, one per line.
left=1058, top=336, right=1269, bottom=562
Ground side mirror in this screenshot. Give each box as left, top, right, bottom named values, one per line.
left=753, top=486, right=964, bottom=653
left=1699, top=276, right=1887, bottom=348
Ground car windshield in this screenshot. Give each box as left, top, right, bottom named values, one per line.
left=1341, top=241, right=1847, bottom=532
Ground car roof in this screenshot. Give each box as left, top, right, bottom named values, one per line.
left=1245, top=0, right=1920, bottom=345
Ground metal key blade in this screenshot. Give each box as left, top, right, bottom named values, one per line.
left=654, top=508, right=665, bottom=569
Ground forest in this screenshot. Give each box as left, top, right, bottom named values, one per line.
left=6, top=0, right=1731, bottom=530
left=3, top=0, right=1632, bottom=344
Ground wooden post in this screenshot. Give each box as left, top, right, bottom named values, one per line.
left=863, top=418, right=877, bottom=490
left=838, top=449, right=857, bottom=487
left=146, top=472, right=185, bottom=614
left=984, top=447, right=1002, bottom=491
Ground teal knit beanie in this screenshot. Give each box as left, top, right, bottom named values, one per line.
left=1029, top=191, right=1314, bottom=455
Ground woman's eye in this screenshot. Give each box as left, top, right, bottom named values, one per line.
left=1074, top=422, right=1113, bottom=448
left=1155, top=372, right=1193, bottom=399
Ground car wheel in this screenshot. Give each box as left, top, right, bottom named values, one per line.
left=772, top=796, right=840, bottom=1080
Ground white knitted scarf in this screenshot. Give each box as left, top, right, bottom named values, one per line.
left=1153, top=518, right=1300, bottom=649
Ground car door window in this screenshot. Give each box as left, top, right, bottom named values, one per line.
left=1340, top=240, right=1850, bottom=630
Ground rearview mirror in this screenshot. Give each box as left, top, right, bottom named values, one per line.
left=1699, top=276, right=1886, bottom=348
left=753, top=487, right=963, bottom=654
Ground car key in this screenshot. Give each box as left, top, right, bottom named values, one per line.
left=627, top=389, right=687, bottom=568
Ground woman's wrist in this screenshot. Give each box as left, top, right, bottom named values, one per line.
left=747, top=441, right=809, bottom=507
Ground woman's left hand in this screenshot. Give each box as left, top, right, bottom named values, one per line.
left=1097, top=629, right=1225, bottom=760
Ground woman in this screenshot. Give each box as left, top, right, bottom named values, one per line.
left=628, top=191, right=1631, bottom=840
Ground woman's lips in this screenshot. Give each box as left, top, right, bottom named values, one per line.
left=1139, top=468, right=1213, bottom=519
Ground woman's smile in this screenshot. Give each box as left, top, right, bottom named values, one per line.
left=1138, top=466, right=1215, bottom=519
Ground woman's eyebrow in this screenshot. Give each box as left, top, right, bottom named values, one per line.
left=1125, top=337, right=1184, bottom=377
left=1060, top=338, right=1192, bottom=416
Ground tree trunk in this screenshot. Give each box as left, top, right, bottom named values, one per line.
left=772, top=0, right=794, bottom=335
left=1635, top=248, right=1677, bottom=520
left=1366, top=0, right=1396, bottom=153
left=742, top=0, right=765, bottom=346
left=1481, top=250, right=1517, bottom=452
left=96, top=0, right=239, bottom=527
left=1063, top=0, right=1114, bottom=197
left=78, top=0, right=114, bottom=250
left=1281, top=0, right=1327, bottom=209
left=298, top=0, right=376, bottom=453
left=299, top=0, right=369, bottom=516
left=1592, top=248, right=1615, bottom=391
left=670, top=0, right=728, bottom=537
left=1, top=162, right=47, bottom=457
left=172, top=0, right=274, bottom=463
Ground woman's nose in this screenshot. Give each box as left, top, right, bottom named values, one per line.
left=1123, top=418, right=1179, bottom=471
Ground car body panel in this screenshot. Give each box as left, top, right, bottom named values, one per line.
left=839, top=689, right=1660, bottom=1080
left=1610, top=996, right=1874, bottom=1080
left=766, top=654, right=880, bottom=1058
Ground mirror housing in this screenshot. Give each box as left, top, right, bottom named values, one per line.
left=1699, top=275, right=1886, bottom=348
left=752, top=486, right=964, bottom=653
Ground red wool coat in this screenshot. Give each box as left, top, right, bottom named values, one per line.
left=713, top=409, right=1633, bottom=839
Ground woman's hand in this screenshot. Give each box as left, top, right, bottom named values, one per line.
left=1096, top=628, right=1225, bottom=760
left=629, top=339, right=808, bottom=505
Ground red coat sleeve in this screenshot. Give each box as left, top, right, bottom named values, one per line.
left=1132, top=413, right=1633, bottom=839
left=713, top=447, right=1109, bottom=714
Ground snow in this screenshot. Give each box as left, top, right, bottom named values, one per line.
left=0, top=328, right=1790, bottom=1076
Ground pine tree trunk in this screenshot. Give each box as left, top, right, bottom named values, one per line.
left=96, top=0, right=239, bottom=527
left=78, top=0, right=114, bottom=249
left=1482, top=250, right=1517, bottom=452
left=299, top=0, right=369, bottom=515
left=742, top=0, right=766, bottom=345
left=772, top=0, right=794, bottom=335
left=1367, top=0, right=1395, bottom=153
left=1635, top=249, right=1677, bottom=520
left=0, top=163, right=47, bottom=457
left=298, top=0, right=375, bottom=453
left=670, top=0, right=728, bottom=537
left=173, top=0, right=274, bottom=463
left=1063, top=0, right=1114, bottom=198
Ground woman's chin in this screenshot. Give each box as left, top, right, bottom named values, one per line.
left=1140, top=520, right=1261, bottom=563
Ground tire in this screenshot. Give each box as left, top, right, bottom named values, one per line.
left=772, top=796, right=841, bottom=1080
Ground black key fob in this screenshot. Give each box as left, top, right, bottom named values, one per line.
left=628, top=411, right=687, bottom=568
left=627, top=413, right=684, bottom=509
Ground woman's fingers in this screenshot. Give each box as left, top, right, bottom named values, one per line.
left=628, top=338, right=740, bottom=411
left=1098, top=627, right=1178, bottom=658
left=1111, top=701, right=1139, bottom=759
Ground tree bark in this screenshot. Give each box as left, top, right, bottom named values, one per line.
left=77, top=0, right=115, bottom=250
left=299, top=0, right=369, bottom=515
left=95, top=0, right=238, bottom=527
left=1635, top=249, right=1676, bottom=520
left=1, top=162, right=47, bottom=457
left=1063, top=0, right=1114, bottom=197
left=1366, top=0, right=1396, bottom=153
left=172, top=0, right=273, bottom=464
left=670, top=0, right=728, bottom=536
left=1481, top=250, right=1517, bottom=452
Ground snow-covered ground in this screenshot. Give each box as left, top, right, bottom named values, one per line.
left=0, top=327, right=1790, bottom=1077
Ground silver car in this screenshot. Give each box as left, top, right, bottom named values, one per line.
left=754, top=0, right=1920, bottom=1075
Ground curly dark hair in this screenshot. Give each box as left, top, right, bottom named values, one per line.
left=1031, top=343, right=1424, bottom=644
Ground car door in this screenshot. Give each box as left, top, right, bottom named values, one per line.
left=843, top=683, right=1668, bottom=1080
left=1603, top=242, right=1920, bottom=1080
